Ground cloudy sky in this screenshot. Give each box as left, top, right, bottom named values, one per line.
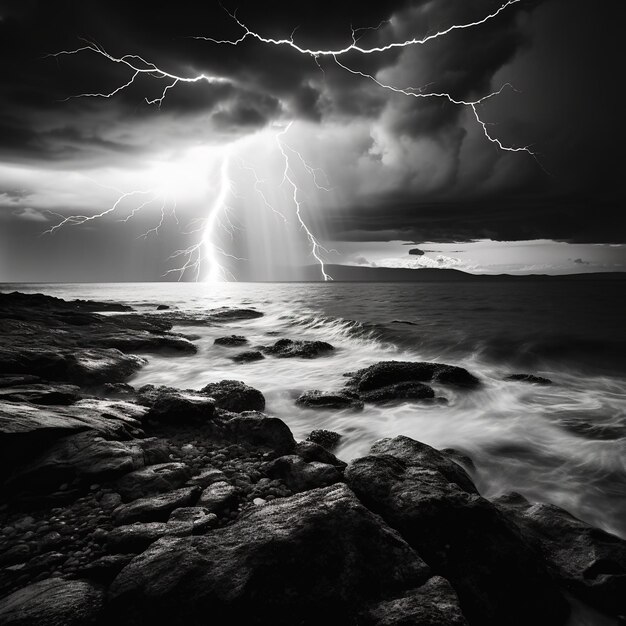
left=0, top=0, right=623, bottom=281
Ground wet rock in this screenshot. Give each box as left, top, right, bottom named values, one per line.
left=187, top=467, right=228, bottom=488
left=345, top=439, right=568, bottom=626
left=494, top=492, right=626, bottom=616
left=113, top=487, right=200, bottom=525
left=214, top=335, right=248, bottom=347
left=268, top=455, right=343, bottom=492
left=201, top=380, right=265, bottom=413
left=168, top=507, right=218, bottom=533
left=360, top=382, right=435, bottom=404
left=370, top=436, right=478, bottom=495
left=505, top=374, right=553, bottom=385
left=156, top=304, right=170, bottom=310
left=360, top=576, right=468, bottom=626
left=0, top=290, right=132, bottom=313
left=107, top=522, right=193, bottom=553
left=230, top=350, right=265, bottom=363
left=98, top=382, right=136, bottom=400
left=295, top=441, right=346, bottom=468
left=224, top=412, right=296, bottom=454
left=116, top=462, right=192, bottom=502
left=346, top=361, right=480, bottom=392
left=307, top=429, right=342, bottom=451
left=263, top=338, right=335, bottom=359
left=0, top=577, right=104, bottom=626
left=198, top=481, right=239, bottom=514
left=207, top=308, right=263, bottom=322
left=0, top=384, right=82, bottom=405
left=440, top=448, right=476, bottom=474
left=296, top=390, right=364, bottom=410
left=5, top=433, right=168, bottom=494
left=137, top=385, right=216, bottom=423
left=108, top=484, right=430, bottom=625
left=0, top=374, right=42, bottom=388
left=76, top=554, right=134, bottom=583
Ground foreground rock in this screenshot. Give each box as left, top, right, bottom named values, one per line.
left=113, top=487, right=201, bottom=524
left=0, top=383, right=82, bottom=405
left=201, top=380, right=265, bottom=412
left=263, top=338, right=335, bottom=359
left=108, top=484, right=431, bottom=625
left=0, top=577, right=104, bottom=626
left=495, top=492, right=626, bottom=617
left=307, top=429, right=342, bottom=451
left=345, top=436, right=568, bottom=626
left=137, top=385, right=216, bottom=423
left=346, top=361, right=481, bottom=392
left=360, top=576, right=468, bottom=626
left=116, top=462, right=192, bottom=501
left=268, top=455, right=343, bottom=492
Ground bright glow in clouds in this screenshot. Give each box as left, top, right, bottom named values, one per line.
left=39, top=1, right=540, bottom=281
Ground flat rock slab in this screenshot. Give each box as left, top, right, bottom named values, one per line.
left=0, top=384, right=82, bottom=405
left=263, top=338, right=335, bottom=359
left=361, top=576, right=469, bottom=626
left=113, top=487, right=201, bottom=525
left=0, top=577, right=104, bottom=626
left=108, top=484, right=430, bottom=625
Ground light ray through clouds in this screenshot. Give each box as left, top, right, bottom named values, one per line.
left=45, top=0, right=534, bottom=282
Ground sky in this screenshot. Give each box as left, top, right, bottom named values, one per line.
left=0, top=0, right=624, bottom=281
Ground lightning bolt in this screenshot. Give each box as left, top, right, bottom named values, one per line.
left=46, top=0, right=535, bottom=282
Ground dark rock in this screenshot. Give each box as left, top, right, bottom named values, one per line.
left=295, top=441, right=346, bottom=468
left=108, top=484, right=430, bottom=625
left=0, top=544, right=31, bottom=567
left=137, top=385, right=216, bottom=423
left=201, top=380, right=265, bottom=412
left=408, top=248, right=425, bottom=256
left=230, top=350, right=265, bottom=363
left=0, top=290, right=132, bottom=313
left=214, top=335, right=248, bottom=347
left=345, top=440, right=569, bottom=626
left=198, top=481, right=239, bottom=514
left=168, top=507, right=218, bottom=533
left=360, top=576, right=468, bottom=626
left=268, top=455, right=343, bottom=492
left=440, top=448, right=476, bottom=474
left=495, top=492, right=626, bottom=616
left=505, top=374, right=553, bottom=385
left=263, top=338, right=335, bottom=359
left=116, top=462, right=192, bottom=502
left=113, top=487, right=200, bottom=524
left=0, top=577, right=104, bottom=626
left=156, top=304, right=170, bottom=310
left=187, top=467, right=227, bottom=488
left=307, top=429, right=342, bottom=451
left=346, top=361, right=480, bottom=391
left=360, top=381, right=435, bottom=404
left=207, top=308, right=263, bottom=322
left=296, top=390, right=364, bottom=410
left=76, top=554, right=134, bottom=583
left=99, top=382, right=136, bottom=400
left=0, top=375, right=42, bottom=388
left=107, top=521, right=193, bottom=553
left=0, top=384, right=82, bottom=405
left=370, top=436, right=478, bottom=495
left=224, top=413, right=296, bottom=454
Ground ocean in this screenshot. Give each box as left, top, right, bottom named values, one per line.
left=4, top=280, right=625, bottom=539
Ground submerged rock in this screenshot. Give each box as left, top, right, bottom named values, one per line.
left=0, top=577, right=104, bottom=626
left=214, top=335, right=248, bottom=347
left=345, top=437, right=568, bottom=626
left=263, top=338, right=335, bottom=359
left=230, top=350, right=265, bottom=363
left=505, top=374, right=553, bottom=385
left=107, top=484, right=430, bottom=625
left=495, top=492, right=626, bottom=616
left=201, top=380, right=265, bottom=412
left=360, top=381, right=435, bottom=404
left=296, top=390, right=364, bottom=410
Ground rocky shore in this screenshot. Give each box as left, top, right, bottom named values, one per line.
left=0, top=291, right=624, bottom=625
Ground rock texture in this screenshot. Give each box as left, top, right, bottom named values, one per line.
left=263, top=338, right=335, bottom=359
left=201, top=380, right=265, bottom=412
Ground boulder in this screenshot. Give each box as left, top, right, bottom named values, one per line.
left=268, top=455, right=343, bottom=492
left=495, top=492, right=626, bottom=616
left=107, top=522, right=193, bottom=554
left=296, top=390, right=364, bottom=410
left=504, top=374, right=553, bottom=385
left=346, top=361, right=480, bottom=392
left=76, top=554, right=134, bottom=584
left=137, top=385, right=216, bottom=423
left=116, top=462, right=192, bottom=502
left=108, top=484, right=430, bottom=625
left=198, top=481, right=239, bottom=514
left=360, top=382, right=435, bottom=404
left=113, top=487, right=200, bottom=525
left=295, top=441, right=346, bottom=468
left=168, top=507, right=218, bottom=534
left=307, top=429, right=342, bottom=451
left=230, top=350, right=265, bottom=363
left=0, top=577, right=104, bottom=626
left=345, top=441, right=568, bottom=626
left=224, top=413, right=296, bottom=454
left=263, top=338, right=335, bottom=359
left=214, top=335, right=248, bottom=347
left=201, top=380, right=265, bottom=412
left=360, top=576, right=468, bottom=626
left=187, top=467, right=228, bottom=488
